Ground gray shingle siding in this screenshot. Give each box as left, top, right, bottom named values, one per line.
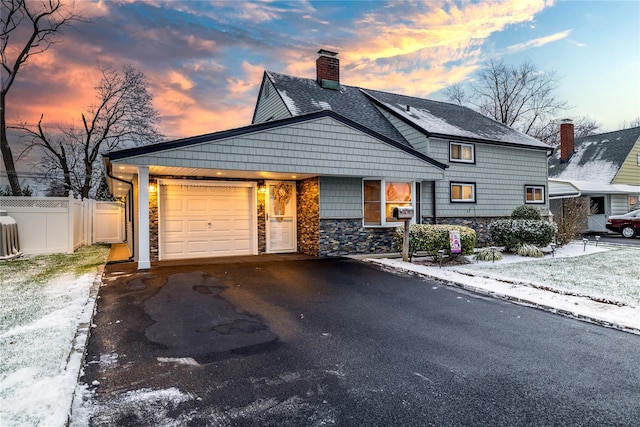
left=376, top=106, right=430, bottom=154
left=114, top=116, right=446, bottom=181
left=319, top=177, right=362, bottom=218
left=253, top=78, right=292, bottom=124
left=428, top=139, right=549, bottom=217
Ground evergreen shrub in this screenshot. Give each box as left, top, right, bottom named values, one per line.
left=395, top=224, right=476, bottom=259
left=511, top=205, right=542, bottom=220
left=489, top=219, right=557, bottom=251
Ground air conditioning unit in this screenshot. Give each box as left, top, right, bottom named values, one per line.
left=0, top=210, right=22, bottom=260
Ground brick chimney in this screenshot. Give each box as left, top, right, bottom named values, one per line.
left=316, top=49, right=340, bottom=90
left=560, top=119, right=574, bottom=162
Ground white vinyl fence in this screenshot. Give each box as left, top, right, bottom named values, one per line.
left=0, top=195, right=124, bottom=255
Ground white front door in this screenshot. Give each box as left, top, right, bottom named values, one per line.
left=265, top=181, right=297, bottom=253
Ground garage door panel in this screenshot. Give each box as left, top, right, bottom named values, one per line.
left=186, top=240, right=210, bottom=255
left=187, top=219, right=210, bottom=233
left=164, top=198, right=185, bottom=213
left=160, top=182, right=255, bottom=260
left=186, top=198, right=208, bottom=212
left=164, top=220, right=185, bottom=233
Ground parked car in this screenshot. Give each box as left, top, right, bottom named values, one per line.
left=606, top=209, right=640, bottom=238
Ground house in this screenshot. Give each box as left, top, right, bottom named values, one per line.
left=105, top=50, right=551, bottom=269
left=548, top=120, right=640, bottom=232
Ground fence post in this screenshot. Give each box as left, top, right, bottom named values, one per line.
left=67, top=193, right=74, bottom=253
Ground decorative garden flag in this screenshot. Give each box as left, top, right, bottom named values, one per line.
left=449, top=230, right=461, bottom=254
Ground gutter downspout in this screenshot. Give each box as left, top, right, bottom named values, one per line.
left=432, top=181, right=437, bottom=224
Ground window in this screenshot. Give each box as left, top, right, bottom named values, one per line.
left=450, top=142, right=475, bottom=163
left=450, top=182, right=475, bottom=203
left=590, top=197, right=605, bottom=215
left=364, top=179, right=414, bottom=226
left=630, top=195, right=639, bottom=210
left=525, top=185, right=545, bottom=204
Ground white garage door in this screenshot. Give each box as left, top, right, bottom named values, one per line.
left=159, top=180, right=256, bottom=260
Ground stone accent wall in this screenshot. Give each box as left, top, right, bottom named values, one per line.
left=426, top=216, right=495, bottom=247
left=149, top=178, right=159, bottom=261
left=319, top=219, right=397, bottom=257
left=297, top=178, right=320, bottom=256
left=257, top=190, right=266, bottom=254
left=429, top=215, right=555, bottom=247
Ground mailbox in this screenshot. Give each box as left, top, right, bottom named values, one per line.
left=392, top=206, right=414, bottom=220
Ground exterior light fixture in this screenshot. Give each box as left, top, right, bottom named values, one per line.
left=148, top=184, right=156, bottom=193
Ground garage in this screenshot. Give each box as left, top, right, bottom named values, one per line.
left=159, top=180, right=257, bottom=260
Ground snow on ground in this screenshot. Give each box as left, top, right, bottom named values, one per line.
left=368, top=242, right=640, bottom=334
left=1, top=270, right=102, bottom=427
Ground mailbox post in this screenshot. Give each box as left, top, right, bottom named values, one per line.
left=393, top=206, right=414, bottom=262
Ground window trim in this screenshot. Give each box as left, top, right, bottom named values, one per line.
left=524, top=185, right=546, bottom=204
left=450, top=181, right=476, bottom=203
left=449, top=141, right=475, bottom=164
left=363, top=178, right=416, bottom=227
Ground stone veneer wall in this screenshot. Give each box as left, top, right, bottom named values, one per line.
left=257, top=190, right=266, bottom=254
left=319, top=219, right=397, bottom=257
left=149, top=178, right=159, bottom=261
left=296, top=178, right=320, bottom=256
left=428, top=215, right=553, bottom=247
left=427, top=217, right=495, bottom=247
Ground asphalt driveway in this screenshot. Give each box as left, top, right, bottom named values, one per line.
left=75, top=256, right=640, bottom=426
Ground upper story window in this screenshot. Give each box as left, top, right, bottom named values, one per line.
left=450, top=142, right=475, bottom=163
left=364, top=179, right=414, bottom=226
left=450, top=182, right=476, bottom=203
left=525, top=185, right=545, bottom=204
left=264, top=83, right=270, bottom=98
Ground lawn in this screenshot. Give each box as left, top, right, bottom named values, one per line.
left=456, top=245, right=640, bottom=307
left=0, top=245, right=110, bottom=427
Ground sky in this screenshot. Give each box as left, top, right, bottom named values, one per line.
left=4, top=0, right=640, bottom=144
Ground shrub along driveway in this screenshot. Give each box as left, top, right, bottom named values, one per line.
left=73, top=256, right=640, bottom=426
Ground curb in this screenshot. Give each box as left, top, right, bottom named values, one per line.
left=65, top=265, right=105, bottom=426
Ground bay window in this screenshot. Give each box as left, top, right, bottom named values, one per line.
left=364, top=179, right=415, bottom=226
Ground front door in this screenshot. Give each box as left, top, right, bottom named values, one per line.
left=265, top=181, right=297, bottom=253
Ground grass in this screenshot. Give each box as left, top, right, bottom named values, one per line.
left=0, top=245, right=110, bottom=353
left=457, top=246, right=640, bottom=307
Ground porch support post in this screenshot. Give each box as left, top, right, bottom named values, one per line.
left=137, top=166, right=151, bottom=269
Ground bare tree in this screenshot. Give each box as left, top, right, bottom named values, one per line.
left=446, top=59, right=600, bottom=144
left=1, top=0, right=84, bottom=195
left=17, top=65, right=163, bottom=199
left=618, top=117, right=640, bottom=130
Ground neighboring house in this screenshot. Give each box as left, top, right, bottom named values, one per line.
left=105, top=50, right=550, bottom=269
left=548, top=121, right=640, bottom=232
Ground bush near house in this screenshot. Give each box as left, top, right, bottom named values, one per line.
left=396, top=224, right=476, bottom=259
left=511, top=205, right=542, bottom=220
left=489, top=219, right=557, bottom=251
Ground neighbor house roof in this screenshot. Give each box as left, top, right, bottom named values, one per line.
left=265, top=71, right=550, bottom=150
left=548, top=126, right=640, bottom=184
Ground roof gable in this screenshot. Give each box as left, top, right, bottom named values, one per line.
left=106, top=110, right=447, bottom=179
left=548, top=126, right=640, bottom=184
